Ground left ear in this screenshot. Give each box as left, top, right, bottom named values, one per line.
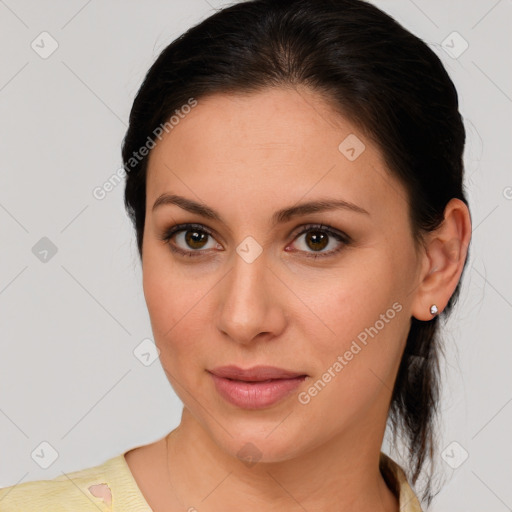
left=411, top=198, right=472, bottom=321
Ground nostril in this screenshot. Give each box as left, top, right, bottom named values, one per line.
left=88, top=483, right=112, bottom=506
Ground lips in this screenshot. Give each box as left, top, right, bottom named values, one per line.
left=207, top=365, right=308, bottom=409
left=208, top=365, right=307, bottom=382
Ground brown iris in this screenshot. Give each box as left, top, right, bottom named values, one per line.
left=305, top=230, right=328, bottom=251
left=185, top=229, right=208, bottom=249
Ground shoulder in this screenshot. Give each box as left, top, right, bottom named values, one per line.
left=0, top=454, right=123, bottom=512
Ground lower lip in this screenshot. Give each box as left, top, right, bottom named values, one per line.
left=209, top=373, right=307, bottom=409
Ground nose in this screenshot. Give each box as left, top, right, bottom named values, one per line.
left=216, top=247, right=287, bottom=346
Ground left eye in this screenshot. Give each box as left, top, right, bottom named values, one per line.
left=287, top=224, right=350, bottom=258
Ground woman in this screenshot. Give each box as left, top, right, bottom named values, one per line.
left=0, top=0, right=472, bottom=510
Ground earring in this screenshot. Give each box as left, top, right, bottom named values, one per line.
left=430, top=304, right=439, bottom=315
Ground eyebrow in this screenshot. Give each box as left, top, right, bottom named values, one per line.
left=152, top=193, right=369, bottom=226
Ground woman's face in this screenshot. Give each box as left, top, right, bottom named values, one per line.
left=142, top=86, right=424, bottom=462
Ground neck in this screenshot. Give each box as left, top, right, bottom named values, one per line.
left=163, top=408, right=399, bottom=512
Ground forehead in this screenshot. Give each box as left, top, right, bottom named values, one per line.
left=145, top=86, right=407, bottom=220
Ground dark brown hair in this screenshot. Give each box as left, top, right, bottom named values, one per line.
left=122, top=0, right=470, bottom=506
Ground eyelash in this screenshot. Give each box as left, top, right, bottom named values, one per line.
left=158, top=223, right=351, bottom=260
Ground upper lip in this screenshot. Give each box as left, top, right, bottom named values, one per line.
left=208, top=365, right=307, bottom=382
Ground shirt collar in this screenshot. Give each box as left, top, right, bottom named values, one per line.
left=379, top=452, right=424, bottom=512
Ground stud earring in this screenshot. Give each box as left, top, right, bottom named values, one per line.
left=430, top=304, right=438, bottom=315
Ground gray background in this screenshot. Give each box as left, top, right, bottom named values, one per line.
left=0, top=0, right=511, bottom=510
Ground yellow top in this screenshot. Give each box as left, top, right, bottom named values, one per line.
left=0, top=450, right=423, bottom=511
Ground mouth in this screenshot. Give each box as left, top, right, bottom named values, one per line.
left=208, top=365, right=308, bottom=381
left=207, top=365, right=308, bottom=409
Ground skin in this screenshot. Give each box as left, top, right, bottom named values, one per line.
left=124, top=85, right=471, bottom=512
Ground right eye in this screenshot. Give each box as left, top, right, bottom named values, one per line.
left=159, top=223, right=223, bottom=257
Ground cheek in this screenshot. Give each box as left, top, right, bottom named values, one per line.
left=142, top=247, right=216, bottom=371
left=143, top=249, right=189, bottom=347
left=142, top=252, right=178, bottom=336
left=299, top=253, right=401, bottom=347
left=296, top=252, right=410, bottom=402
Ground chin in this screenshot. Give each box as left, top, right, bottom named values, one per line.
left=210, top=421, right=310, bottom=465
